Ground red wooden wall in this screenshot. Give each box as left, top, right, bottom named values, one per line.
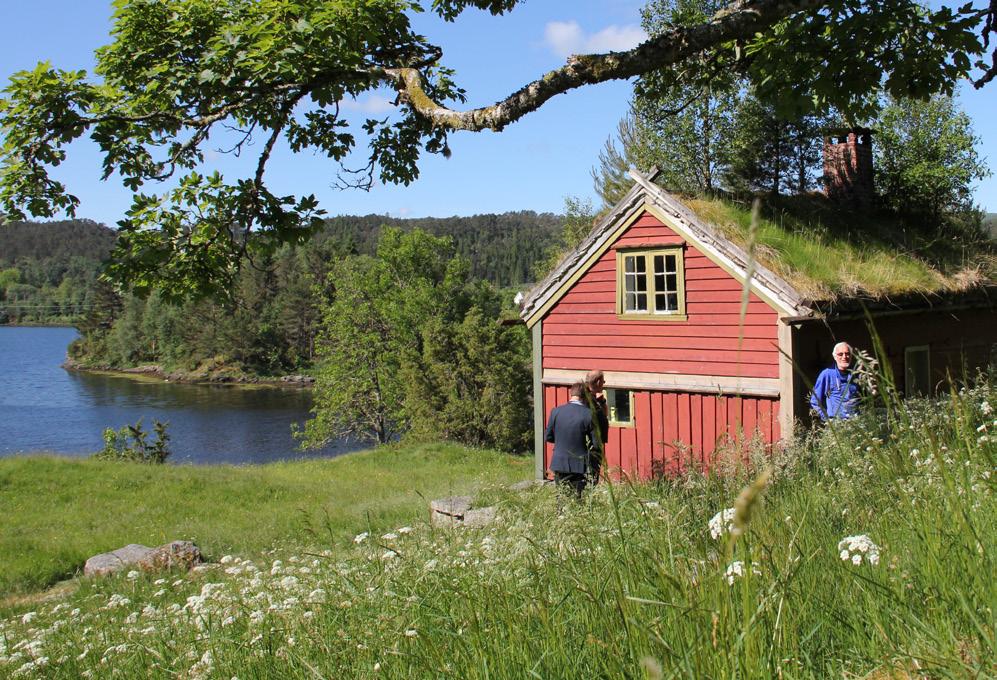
left=542, top=211, right=780, bottom=379
left=543, top=384, right=780, bottom=480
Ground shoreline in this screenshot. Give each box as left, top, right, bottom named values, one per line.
left=61, top=358, right=315, bottom=389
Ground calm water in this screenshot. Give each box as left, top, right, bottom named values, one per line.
left=0, top=326, right=364, bottom=464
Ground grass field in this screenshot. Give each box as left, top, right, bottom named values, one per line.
left=0, top=443, right=532, bottom=598
left=0, top=385, right=993, bottom=678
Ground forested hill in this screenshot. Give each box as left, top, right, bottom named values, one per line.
left=320, top=211, right=562, bottom=286
left=0, top=219, right=116, bottom=265
left=1, top=212, right=563, bottom=326
left=0, top=219, right=117, bottom=325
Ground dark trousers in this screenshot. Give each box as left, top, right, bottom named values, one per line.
left=554, top=471, right=587, bottom=499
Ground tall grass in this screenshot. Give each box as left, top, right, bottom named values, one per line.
left=1, top=383, right=992, bottom=678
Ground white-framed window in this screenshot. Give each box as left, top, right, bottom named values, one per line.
left=616, top=247, right=687, bottom=320
left=606, top=388, right=634, bottom=427
left=905, top=345, right=931, bottom=397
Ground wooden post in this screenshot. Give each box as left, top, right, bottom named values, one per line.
left=777, top=320, right=795, bottom=439
left=532, top=320, right=545, bottom=480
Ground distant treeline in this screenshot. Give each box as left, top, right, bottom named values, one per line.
left=0, top=220, right=116, bottom=325
left=3, top=213, right=563, bottom=379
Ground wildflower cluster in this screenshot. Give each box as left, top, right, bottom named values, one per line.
left=838, top=534, right=881, bottom=566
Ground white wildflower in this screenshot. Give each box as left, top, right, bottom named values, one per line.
left=724, top=561, right=760, bottom=585
left=708, top=508, right=738, bottom=540
left=981, top=401, right=992, bottom=416
left=838, top=534, right=880, bottom=567
left=354, top=532, right=369, bottom=544
left=20, top=612, right=36, bottom=625
left=308, top=589, right=327, bottom=603
left=404, top=629, right=418, bottom=638
left=220, top=555, right=235, bottom=564
left=381, top=532, right=399, bottom=540
left=126, top=570, right=140, bottom=580
left=153, top=578, right=166, bottom=586
left=398, top=526, right=414, bottom=534
left=381, top=551, right=397, bottom=561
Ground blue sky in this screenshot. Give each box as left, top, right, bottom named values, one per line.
left=1, top=0, right=995, bottom=228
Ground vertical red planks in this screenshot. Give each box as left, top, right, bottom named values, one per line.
left=635, top=391, right=653, bottom=480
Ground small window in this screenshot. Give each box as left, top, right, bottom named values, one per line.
left=606, top=389, right=634, bottom=427
left=905, top=345, right=930, bottom=397
left=616, top=247, right=686, bottom=320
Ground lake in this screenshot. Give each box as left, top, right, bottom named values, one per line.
left=0, top=326, right=365, bottom=464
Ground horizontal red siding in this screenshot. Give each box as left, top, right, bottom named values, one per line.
left=541, top=211, right=780, bottom=378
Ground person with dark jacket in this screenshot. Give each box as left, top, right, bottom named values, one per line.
left=545, top=381, right=597, bottom=497
left=585, top=369, right=609, bottom=484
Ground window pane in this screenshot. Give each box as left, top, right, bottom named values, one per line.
left=624, top=256, right=636, bottom=274
left=654, top=293, right=667, bottom=311
left=607, top=389, right=632, bottom=424
left=665, top=254, right=676, bottom=273
left=634, top=292, right=647, bottom=311
left=665, top=273, right=677, bottom=292
left=667, top=293, right=678, bottom=310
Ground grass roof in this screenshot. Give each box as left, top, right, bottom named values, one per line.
left=681, top=194, right=996, bottom=302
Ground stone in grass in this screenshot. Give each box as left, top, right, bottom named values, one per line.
left=84, top=541, right=202, bottom=577
left=429, top=495, right=498, bottom=528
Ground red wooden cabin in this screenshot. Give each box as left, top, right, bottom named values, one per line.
left=519, top=168, right=997, bottom=481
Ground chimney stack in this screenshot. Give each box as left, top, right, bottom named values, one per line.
left=822, top=128, right=874, bottom=206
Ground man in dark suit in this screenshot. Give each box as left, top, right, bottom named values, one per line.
left=545, top=381, right=597, bottom=498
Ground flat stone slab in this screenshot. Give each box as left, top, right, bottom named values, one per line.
left=430, top=496, right=473, bottom=517
left=462, top=506, right=498, bottom=528
left=84, top=541, right=202, bottom=577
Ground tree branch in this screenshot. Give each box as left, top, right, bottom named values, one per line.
left=381, top=0, right=825, bottom=131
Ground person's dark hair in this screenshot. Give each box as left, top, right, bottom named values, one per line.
left=569, top=381, right=586, bottom=398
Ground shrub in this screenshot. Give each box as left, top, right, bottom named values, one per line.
left=93, top=420, right=171, bottom=464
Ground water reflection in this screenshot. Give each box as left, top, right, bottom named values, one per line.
left=0, top=327, right=363, bottom=464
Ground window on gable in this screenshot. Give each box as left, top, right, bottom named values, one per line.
left=616, top=247, right=687, bottom=320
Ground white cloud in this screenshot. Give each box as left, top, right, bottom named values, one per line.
left=543, top=21, right=646, bottom=59
left=339, top=95, right=396, bottom=114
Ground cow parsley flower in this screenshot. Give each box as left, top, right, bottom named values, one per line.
left=724, top=561, right=760, bottom=585
left=837, top=534, right=880, bottom=566
left=354, top=532, right=369, bottom=544
left=708, top=508, right=738, bottom=539
left=381, top=532, right=399, bottom=541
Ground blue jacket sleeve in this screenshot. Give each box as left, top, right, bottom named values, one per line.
left=544, top=410, right=556, bottom=443
left=810, top=370, right=829, bottom=421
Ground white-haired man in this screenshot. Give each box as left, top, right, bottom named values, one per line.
left=810, top=341, right=861, bottom=421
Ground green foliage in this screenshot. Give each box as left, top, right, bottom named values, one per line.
left=726, top=92, right=831, bottom=194
left=404, top=298, right=533, bottom=452
left=0, top=219, right=115, bottom=324
left=1, top=0, right=990, bottom=294
left=532, top=196, right=597, bottom=281
left=93, top=420, right=172, bottom=464
left=875, top=94, right=991, bottom=223
left=302, top=227, right=532, bottom=451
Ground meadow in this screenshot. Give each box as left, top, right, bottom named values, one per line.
left=0, top=383, right=993, bottom=678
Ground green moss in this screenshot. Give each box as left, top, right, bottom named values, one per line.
left=683, top=195, right=991, bottom=300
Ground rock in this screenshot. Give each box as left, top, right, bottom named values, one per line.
left=462, top=506, right=498, bottom=528
left=84, top=541, right=202, bottom=577
left=140, top=541, right=203, bottom=571
left=84, top=544, right=154, bottom=577
left=508, top=479, right=540, bottom=492
left=430, top=496, right=473, bottom=517
left=429, top=496, right=497, bottom=528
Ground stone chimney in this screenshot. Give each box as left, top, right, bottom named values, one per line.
left=822, top=128, right=874, bottom=206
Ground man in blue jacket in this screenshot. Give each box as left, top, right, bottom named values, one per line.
left=810, top=341, right=861, bottom=421
left=546, top=381, right=597, bottom=497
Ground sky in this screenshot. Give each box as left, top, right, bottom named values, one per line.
left=1, top=0, right=995, bottom=229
